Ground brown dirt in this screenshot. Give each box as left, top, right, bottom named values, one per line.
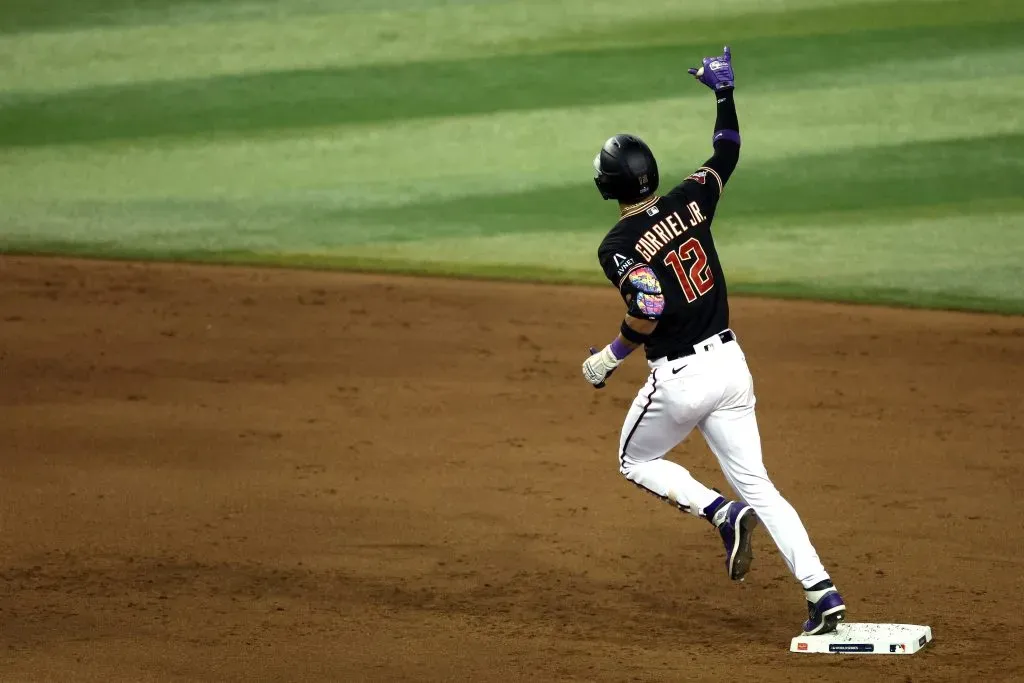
left=1, top=255, right=1022, bottom=682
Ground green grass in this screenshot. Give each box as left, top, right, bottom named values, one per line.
left=1, top=0, right=1022, bottom=313
left=4, top=7, right=1023, bottom=146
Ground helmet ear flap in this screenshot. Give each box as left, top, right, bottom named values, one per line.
left=594, top=152, right=616, bottom=200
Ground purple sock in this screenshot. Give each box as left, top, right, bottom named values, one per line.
left=703, top=496, right=727, bottom=525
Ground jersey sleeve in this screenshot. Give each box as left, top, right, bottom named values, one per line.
left=619, top=264, right=665, bottom=320
left=598, top=240, right=665, bottom=321
left=666, top=89, right=741, bottom=211
left=667, top=163, right=728, bottom=210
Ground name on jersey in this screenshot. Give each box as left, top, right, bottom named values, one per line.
left=634, top=202, right=707, bottom=262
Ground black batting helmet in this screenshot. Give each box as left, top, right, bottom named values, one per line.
left=593, top=134, right=659, bottom=202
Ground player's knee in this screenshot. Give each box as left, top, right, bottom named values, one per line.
left=737, top=485, right=782, bottom=511
left=734, top=479, right=783, bottom=507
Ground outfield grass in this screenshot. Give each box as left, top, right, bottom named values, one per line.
left=1, top=0, right=1022, bottom=312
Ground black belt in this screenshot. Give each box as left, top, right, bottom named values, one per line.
left=664, top=330, right=736, bottom=361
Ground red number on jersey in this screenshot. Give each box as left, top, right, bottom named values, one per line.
left=663, top=237, right=715, bottom=303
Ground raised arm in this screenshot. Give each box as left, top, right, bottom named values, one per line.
left=689, top=46, right=741, bottom=190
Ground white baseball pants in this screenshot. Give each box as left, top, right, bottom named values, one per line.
left=618, top=331, right=830, bottom=588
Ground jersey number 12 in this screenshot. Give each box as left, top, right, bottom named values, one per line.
left=664, top=237, right=714, bottom=303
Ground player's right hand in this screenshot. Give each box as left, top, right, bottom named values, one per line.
left=688, top=45, right=735, bottom=91
left=583, top=345, right=622, bottom=388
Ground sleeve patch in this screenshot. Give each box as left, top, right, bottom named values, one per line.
left=625, top=265, right=664, bottom=318
left=698, top=166, right=724, bottom=194
left=636, top=291, right=666, bottom=317
left=627, top=265, right=662, bottom=295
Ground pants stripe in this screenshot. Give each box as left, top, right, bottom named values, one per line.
left=620, top=368, right=659, bottom=470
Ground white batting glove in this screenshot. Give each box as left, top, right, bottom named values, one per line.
left=582, top=345, right=622, bottom=387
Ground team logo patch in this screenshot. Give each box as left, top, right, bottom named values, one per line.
left=688, top=170, right=708, bottom=185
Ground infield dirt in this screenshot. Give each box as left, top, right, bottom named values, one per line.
left=1, top=256, right=1022, bottom=682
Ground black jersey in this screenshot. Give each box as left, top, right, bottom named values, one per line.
left=597, top=91, right=741, bottom=361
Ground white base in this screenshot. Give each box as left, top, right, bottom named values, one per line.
left=791, top=623, right=933, bottom=655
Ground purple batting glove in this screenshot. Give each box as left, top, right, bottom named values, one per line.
left=688, top=45, right=735, bottom=91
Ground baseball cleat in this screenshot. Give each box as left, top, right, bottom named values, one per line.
left=712, top=501, right=759, bottom=581
left=801, top=581, right=847, bottom=635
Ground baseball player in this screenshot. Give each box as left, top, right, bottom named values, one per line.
left=582, top=47, right=847, bottom=635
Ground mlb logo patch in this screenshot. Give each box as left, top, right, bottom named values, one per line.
left=688, top=170, right=708, bottom=185
left=645, top=205, right=659, bottom=216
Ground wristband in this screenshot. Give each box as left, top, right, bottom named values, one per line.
left=713, top=129, right=741, bottom=145
left=609, top=337, right=634, bottom=360
left=619, top=320, right=651, bottom=345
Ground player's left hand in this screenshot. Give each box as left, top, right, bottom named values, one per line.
left=583, top=345, right=621, bottom=388
left=688, top=45, right=735, bottom=91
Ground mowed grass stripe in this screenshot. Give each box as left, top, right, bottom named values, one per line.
left=0, top=77, right=1020, bottom=214
left=2, top=18, right=1022, bottom=147
left=0, top=0, right=371, bottom=34
left=514, top=0, right=1024, bottom=53
left=4, top=134, right=1021, bottom=254
left=0, top=0, right=980, bottom=36
left=1, top=0, right=1015, bottom=94
left=320, top=134, right=1024, bottom=241
left=0, top=0, right=259, bottom=34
